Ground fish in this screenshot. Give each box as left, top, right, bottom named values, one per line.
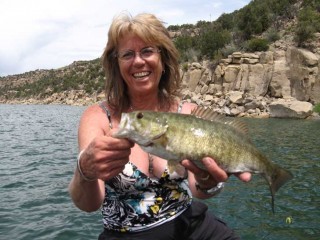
left=112, top=107, right=293, bottom=213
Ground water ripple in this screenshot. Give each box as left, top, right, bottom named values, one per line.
left=0, top=104, right=319, bottom=239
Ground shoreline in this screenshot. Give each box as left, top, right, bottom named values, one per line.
left=1, top=95, right=319, bottom=120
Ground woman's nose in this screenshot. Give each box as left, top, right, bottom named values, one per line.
left=132, top=52, right=146, bottom=63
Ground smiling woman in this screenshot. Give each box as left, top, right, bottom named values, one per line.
left=116, top=34, right=165, bottom=100
left=102, top=13, right=181, bottom=115
left=68, top=12, right=251, bottom=240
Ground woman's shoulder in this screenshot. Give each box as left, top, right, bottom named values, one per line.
left=82, top=101, right=115, bottom=115
left=81, top=102, right=106, bottom=118
left=80, top=102, right=114, bottom=132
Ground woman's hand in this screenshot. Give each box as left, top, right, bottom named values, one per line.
left=181, top=157, right=251, bottom=198
left=79, top=133, right=134, bottom=182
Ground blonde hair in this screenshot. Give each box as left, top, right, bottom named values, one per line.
left=101, top=13, right=181, bottom=115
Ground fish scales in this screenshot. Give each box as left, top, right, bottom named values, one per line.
left=162, top=113, right=263, bottom=173
left=113, top=108, right=293, bottom=213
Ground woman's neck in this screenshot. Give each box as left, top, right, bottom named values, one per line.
left=129, top=91, right=160, bottom=111
left=130, top=98, right=159, bottom=111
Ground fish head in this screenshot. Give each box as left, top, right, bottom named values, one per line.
left=112, top=111, right=168, bottom=147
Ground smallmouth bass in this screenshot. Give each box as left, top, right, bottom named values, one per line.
left=113, top=107, right=293, bottom=212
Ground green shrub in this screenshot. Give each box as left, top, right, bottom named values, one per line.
left=314, top=103, right=320, bottom=113
left=197, top=26, right=231, bottom=59
left=167, top=25, right=180, bottom=31
left=266, top=28, right=281, bottom=42
left=220, top=44, right=238, bottom=58
left=181, top=63, right=189, bottom=72
left=216, top=13, right=234, bottom=30
left=246, top=38, right=269, bottom=52
left=295, top=5, right=320, bottom=46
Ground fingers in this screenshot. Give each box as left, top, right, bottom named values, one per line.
left=201, top=157, right=228, bottom=182
left=181, top=157, right=228, bottom=181
left=96, top=158, right=128, bottom=180
left=81, top=135, right=134, bottom=181
left=234, top=172, right=251, bottom=182
left=100, top=134, right=134, bottom=150
left=202, top=157, right=251, bottom=183
left=181, top=158, right=228, bottom=189
left=180, top=159, right=201, bottom=175
left=181, top=157, right=251, bottom=187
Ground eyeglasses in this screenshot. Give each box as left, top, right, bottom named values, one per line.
left=116, top=47, right=161, bottom=62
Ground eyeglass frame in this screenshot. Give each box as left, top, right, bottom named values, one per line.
left=115, top=47, right=161, bottom=62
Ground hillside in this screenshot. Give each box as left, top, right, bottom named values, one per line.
left=0, top=0, right=320, bottom=117
left=0, top=59, right=105, bottom=103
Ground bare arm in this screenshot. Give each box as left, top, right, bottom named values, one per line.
left=68, top=104, right=133, bottom=212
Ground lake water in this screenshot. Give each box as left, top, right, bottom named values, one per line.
left=0, top=104, right=319, bottom=240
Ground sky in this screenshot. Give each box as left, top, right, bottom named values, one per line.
left=0, top=0, right=250, bottom=76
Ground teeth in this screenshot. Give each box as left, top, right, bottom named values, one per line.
left=133, top=72, right=149, bottom=78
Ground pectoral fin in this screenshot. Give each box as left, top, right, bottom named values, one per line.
left=167, top=161, right=187, bottom=179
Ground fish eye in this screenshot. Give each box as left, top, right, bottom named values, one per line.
left=136, top=112, right=144, bottom=119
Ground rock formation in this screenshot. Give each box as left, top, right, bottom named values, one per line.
left=180, top=44, right=319, bottom=119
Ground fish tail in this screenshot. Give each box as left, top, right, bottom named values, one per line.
left=268, top=165, right=293, bottom=213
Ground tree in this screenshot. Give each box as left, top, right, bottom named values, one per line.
left=216, top=13, right=235, bottom=30
left=174, top=35, right=196, bottom=62
left=295, top=5, right=320, bottom=46
left=196, top=24, right=231, bottom=59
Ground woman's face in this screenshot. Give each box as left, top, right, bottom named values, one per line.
left=117, top=34, right=164, bottom=96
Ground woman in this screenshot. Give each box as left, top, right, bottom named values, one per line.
left=69, top=13, right=251, bottom=240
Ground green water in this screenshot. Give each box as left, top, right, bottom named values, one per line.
left=0, top=104, right=319, bottom=239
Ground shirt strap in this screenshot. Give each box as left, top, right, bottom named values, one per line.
left=99, top=102, right=113, bottom=129
left=177, top=100, right=185, bottom=113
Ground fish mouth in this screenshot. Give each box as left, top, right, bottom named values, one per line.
left=136, top=139, right=154, bottom=147
left=111, top=113, right=153, bottom=145
left=112, top=113, right=130, bottom=138
left=112, top=128, right=129, bottom=138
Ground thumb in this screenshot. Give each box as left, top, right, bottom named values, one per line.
left=181, top=159, right=203, bottom=175
left=109, top=127, right=121, bottom=138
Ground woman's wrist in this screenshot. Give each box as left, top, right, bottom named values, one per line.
left=195, top=182, right=225, bottom=196
left=77, top=150, right=97, bottom=182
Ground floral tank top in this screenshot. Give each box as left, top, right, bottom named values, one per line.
left=100, top=102, right=192, bottom=232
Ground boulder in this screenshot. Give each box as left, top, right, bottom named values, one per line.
left=269, top=50, right=291, bottom=98
left=269, top=99, right=313, bottom=118
left=224, top=65, right=241, bottom=84
left=244, top=100, right=260, bottom=111
left=287, top=47, right=319, bottom=101
left=184, top=68, right=203, bottom=91
left=228, top=91, right=243, bottom=104
left=259, top=51, right=274, bottom=64
left=248, top=63, right=272, bottom=96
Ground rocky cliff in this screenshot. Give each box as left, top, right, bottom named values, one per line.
left=179, top=37, right=320, bottom=119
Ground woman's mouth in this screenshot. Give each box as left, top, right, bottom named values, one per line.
left=133, top=71, right=151, bottom=79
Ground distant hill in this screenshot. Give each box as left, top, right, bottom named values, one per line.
left=0, top=59, right=105, bottom=102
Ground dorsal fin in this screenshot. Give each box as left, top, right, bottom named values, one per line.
left=191, top=106, right=224, bottom=122
left=225, top=119, right=249, bottom=135
left=191, top=106, right=248, bottom=135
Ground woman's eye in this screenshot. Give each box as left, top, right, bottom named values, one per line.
left=119, top=51, right=134, bottom=59
left=141, top=49, right=153, bottom=57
